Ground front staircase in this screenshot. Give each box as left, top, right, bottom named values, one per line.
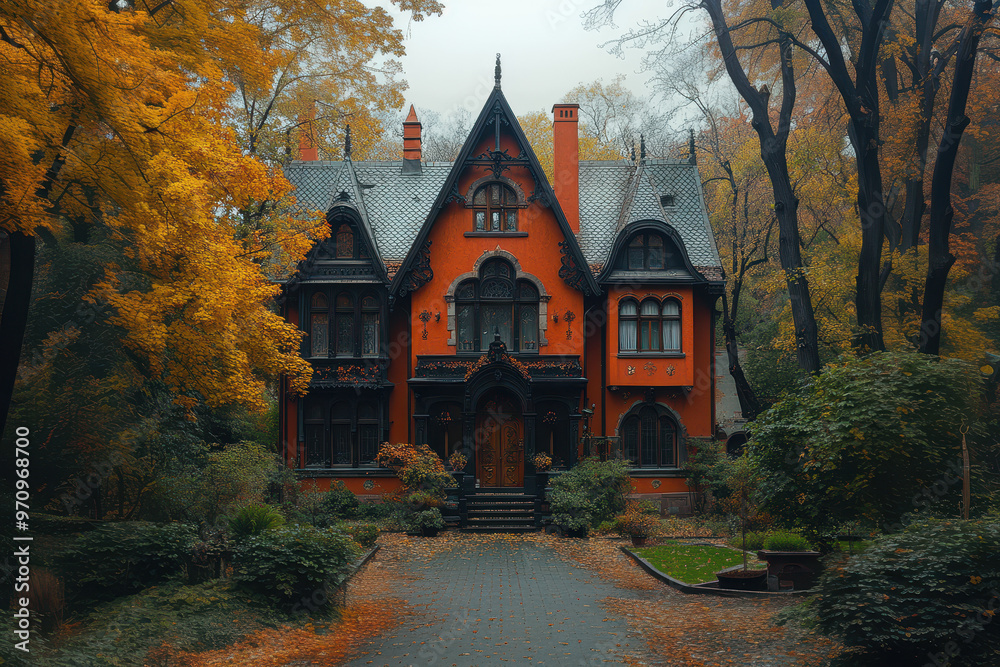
left=461, top=489, right=537, bottom=532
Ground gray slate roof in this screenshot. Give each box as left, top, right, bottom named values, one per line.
left=285, top=156, right=722, bottom=278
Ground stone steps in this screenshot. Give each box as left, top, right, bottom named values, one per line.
left=462, top=490, right=537, bottom=533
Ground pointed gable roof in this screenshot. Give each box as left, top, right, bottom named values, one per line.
left=388, top=85, right=599, bottom=299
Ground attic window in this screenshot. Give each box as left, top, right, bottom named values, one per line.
left=617, top=232, right=683, bottom=271
left=472, top=183, right=518, bottom=232
left=660, top=194, right=676, bottom=208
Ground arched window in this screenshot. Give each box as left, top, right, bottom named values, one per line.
left=310, top=292, right=329, bottom=358
left=455, top=259, right=539, bottom=352
left=620, top=406, right=679, bottom=468
left=618, top=296, right=683, bottom=353
left=472, top=183, right=518, bottom=232
left=639, top=299, right=661, bottom=352
left=335, top=223, right=355, bottom=258
left=618, top=299, right=638, bottom=352
left=662, top=299, right=681, bottom=351
left=618, top=232, right=682, bottom=270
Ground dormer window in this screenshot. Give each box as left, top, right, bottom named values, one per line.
left=660, top=194, right=676, bottom=208
left=617, top=232, right=682, bottom=271
left=335, top=223, right=354, bottom=258
left=472, top=183, right=518, bottom=232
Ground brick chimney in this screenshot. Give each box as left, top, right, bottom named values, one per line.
left=551, top=103, right=580, bottom=232
left=402, top=104, right=422, bottom=174
left=296, top=105, right=318, bottom=161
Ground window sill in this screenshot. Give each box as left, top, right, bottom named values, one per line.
left=617, top=352, right=686, bottom=359
left=464, top=232, right=528, bottom=238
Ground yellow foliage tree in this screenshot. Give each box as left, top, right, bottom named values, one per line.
left=0, top=0, right=441, bottom=432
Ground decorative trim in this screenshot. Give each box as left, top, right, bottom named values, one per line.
left=463, top=174, right=527, bottom=206
left=558, top=240, right=593, bottom=295
left=398, top=240, right=432, bottom=296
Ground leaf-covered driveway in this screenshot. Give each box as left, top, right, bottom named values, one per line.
left=335, top=532, right=841, bottom=667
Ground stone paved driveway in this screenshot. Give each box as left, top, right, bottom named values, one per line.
left=342, top=534, right=648, bottom=666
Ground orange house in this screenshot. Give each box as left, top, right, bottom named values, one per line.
left=278, top=64, right=724, bottom=521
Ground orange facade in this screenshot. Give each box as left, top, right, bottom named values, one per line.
left=279, top=75, right=724, bottom=515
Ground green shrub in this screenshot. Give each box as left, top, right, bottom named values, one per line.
left=728, top=530, right=769, bottom=551
left=229, top=503, right=285, bottom=541
left=812, top=519, right=1000, bottom=664
left=57, top=522, right=197, bottom=603
left=233, top=524, right=360, bottom=603
left=405, top=508, right=445, bottom=532
left=549, top=458, right=631, bottom=532
left=342, top=522, right=379, bottom=548
left=764, top=531, right=812, bottom=551
left=320, top=481, right=360, bottom=519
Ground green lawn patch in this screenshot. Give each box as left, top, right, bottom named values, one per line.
left=634, top=540, right=764, bottom=584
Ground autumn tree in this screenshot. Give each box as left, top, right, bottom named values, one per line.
left=0, top=0, right=442, bottom=436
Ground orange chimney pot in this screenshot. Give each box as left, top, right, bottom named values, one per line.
left=551, top=103, right=580, bottom=233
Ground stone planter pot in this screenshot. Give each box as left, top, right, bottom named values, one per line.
left=630, top=535, right=649, bottom=547
left=421, top=526, right=441, bottom=537
left=716, top=569, right=768, bottom=591
left=756, top=550, right=823, bottom=590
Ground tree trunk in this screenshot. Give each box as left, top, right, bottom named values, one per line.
left=721, top=296, right=761, bottom=420
left=0, top=232, right=35, bottom=439
left=919, top=0, right=994, bottom=355
left=703, top=0, right=822, bottom=374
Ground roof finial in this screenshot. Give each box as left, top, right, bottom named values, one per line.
left=344, top=124, right=352, bottom=159
left=688, top=128, right=697, bottom=165
left=495, top=53, right=501, bottom=89
left=639, top=133, right=646, bottom=161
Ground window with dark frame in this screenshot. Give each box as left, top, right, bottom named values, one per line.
left=306, top=288, right=382, bottom=358
left=472, top=183, right=519, bottom=232
left=620, top=406, right=678, bottom=468
left=455, top=258, right=539, bottom=352
left=618, top=296, right=682, bottom=353
left=618, top=232, right=682, bottom=271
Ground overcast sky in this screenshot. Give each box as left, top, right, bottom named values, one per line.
left=383, top=1, right=699, bottom=119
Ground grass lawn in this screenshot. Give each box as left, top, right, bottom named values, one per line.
left=634, top=540, right=764, bottom=584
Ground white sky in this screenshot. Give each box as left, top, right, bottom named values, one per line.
left=384, top=1, right=697, bottom=118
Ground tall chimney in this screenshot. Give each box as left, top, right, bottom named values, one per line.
left=402, top=104, right=422, bottom=174
left=551, top=103, right=580, bottom=233
left=297, top=105, right=318, bottom=161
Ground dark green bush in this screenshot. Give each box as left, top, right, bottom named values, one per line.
left=229, top=503, right=285, bottom=541
left=405, top=508, right=445, bottom=532
left=342, top=522, right=379, bottom=548
left=764, top=531, right=812, bottom=551
left=57, top=522, right=197, bottom=603
left=812, top=519, right=1000, bottom=664
left=233, top=524, right=360, bottom=603
left=728, top=530, right=769, bottom=552
left=549, top=458, right=631, bottom=532
left=320, top=481, right=360, bottom=519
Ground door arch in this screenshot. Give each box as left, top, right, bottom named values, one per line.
left=475, top=389, right=524, bottom=488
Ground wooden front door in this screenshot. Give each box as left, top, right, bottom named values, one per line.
left=475, top=390, right=524, bottom=487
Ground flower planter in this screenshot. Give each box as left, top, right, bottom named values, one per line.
left=756, top=550, right=823, bottom=590
left=716, top=568, right=768, bottom=591
left=564, top=527, right=588, bottom=539
left=630, top=535, right=649, bottom=547
left=421, top=526, right=441, bottom=537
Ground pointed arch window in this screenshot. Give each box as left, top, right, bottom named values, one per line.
left=335, top=223, right=355, bottom=258
left=472, top=183, right=518, bottom=232
left=455, top=258, right=538, bottom=352
left=620, top=406, right=679, bottom=468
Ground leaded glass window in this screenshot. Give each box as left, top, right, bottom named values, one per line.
left=619, top=407, right=679, bottom=468
left=304, top=397, right=327, bottom=467
left=336, top=293, right=354, bottom=356
left=335, top=224, right=354, bottom=258
left=358, top=403, right=379, bottom=465
left=310, top=292, right=329, bottom=358
left=471, top=182, right=519, bottom=232
left=331, top=402, right=351, bottom=465
left=453, top=260, right=540, bottom=352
